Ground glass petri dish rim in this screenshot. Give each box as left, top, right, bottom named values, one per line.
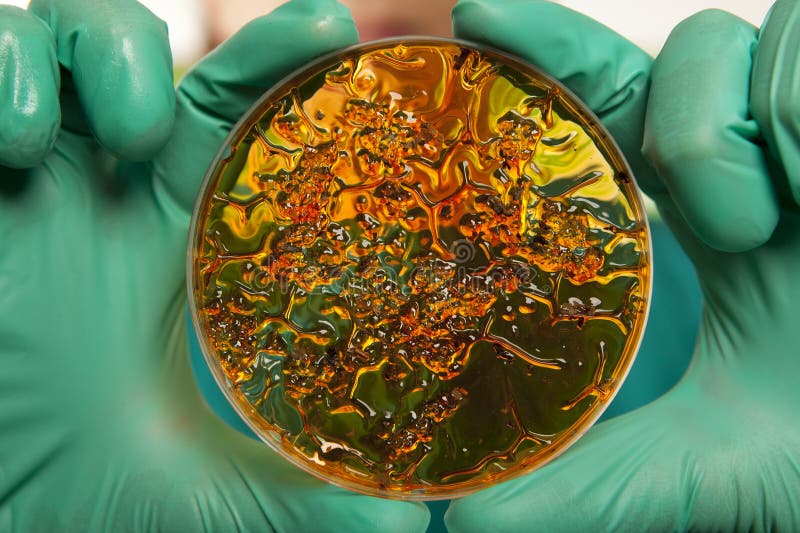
left=186, top=35, right=654, bottom=501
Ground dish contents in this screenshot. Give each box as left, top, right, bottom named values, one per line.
left=188, top=39, right=651, bottom=499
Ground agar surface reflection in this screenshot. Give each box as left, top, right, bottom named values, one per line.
left=190, top=40, right=650, bottom=498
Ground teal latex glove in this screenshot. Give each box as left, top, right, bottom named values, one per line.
left=446, top=1, right=800, bottom=531
left=0, top=0, right=430, bottom=530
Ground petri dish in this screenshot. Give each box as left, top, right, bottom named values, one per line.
left=187, top=37, right=651, bottom=500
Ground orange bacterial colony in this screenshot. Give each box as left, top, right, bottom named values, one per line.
left=188, top=39, right=651, bottom=499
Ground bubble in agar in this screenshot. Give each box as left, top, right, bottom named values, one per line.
left=188, top=38, right=651, bottom=500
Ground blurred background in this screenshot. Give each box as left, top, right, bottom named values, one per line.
left=2, top=0, right=773, bottom=67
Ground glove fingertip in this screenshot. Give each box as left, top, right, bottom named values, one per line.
left=37, top=1, right=178, bottom=161
left=82, top=33, right=176, bottom=161
left=644, top=8, right=780, bottom=253
left=451, top=0, right=495, bottom=40
left=452, top=0, right=546, bottom=32
left=644, top=137, right=779, bottom=253
left=0, top=5, right=61, bottom=168
left=750, top=0, right=800, bottom=210
left=268, top=0, right=359, bottom=48
left=370, top=500, right=431, bottom=533
left=89, top=76, right=176, bottom=162
left=0, top=115, right=60, bottom=169
left=0, top=73, right=61, bottom=168
left=444, top=501, right=488, bottom=533
left=688, top=195, right=778, bottom=253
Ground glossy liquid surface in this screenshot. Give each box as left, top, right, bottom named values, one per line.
left=189, top=40, right=650, bottom=499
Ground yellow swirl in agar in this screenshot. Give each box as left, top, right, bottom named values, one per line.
left=189, top=39, right=650, bottom=499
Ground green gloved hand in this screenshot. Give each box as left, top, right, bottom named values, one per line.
left=445, top=0, right=800, bottom=531
left=0, top=0, right=430, bottom=530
